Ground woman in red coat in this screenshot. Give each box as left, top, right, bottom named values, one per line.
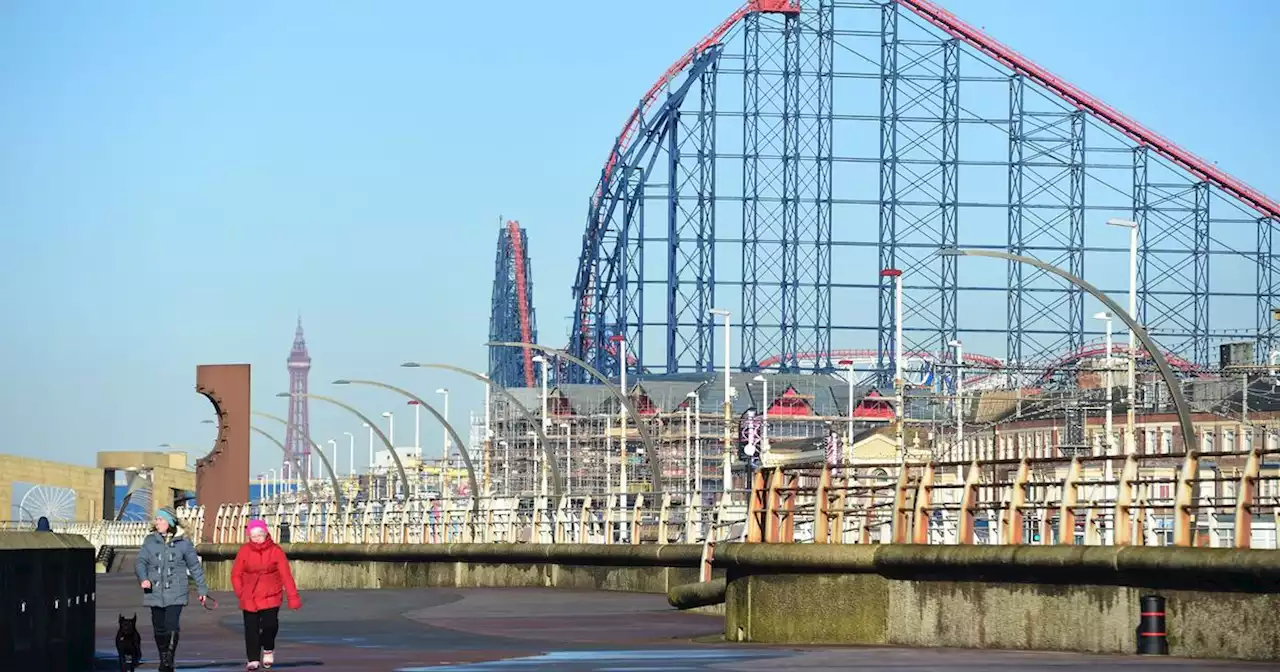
left=232, top=519, right=302, bottom=670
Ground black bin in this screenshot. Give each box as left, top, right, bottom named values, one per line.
left=1137, top=594, right=1169, bottom=655
left=278, top=521, right=291, bottom=544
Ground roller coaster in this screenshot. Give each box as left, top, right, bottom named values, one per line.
left=491, top=0, right=1280, bottom=391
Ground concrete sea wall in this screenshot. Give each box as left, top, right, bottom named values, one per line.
left=719, top=544, right=1280, bottom=661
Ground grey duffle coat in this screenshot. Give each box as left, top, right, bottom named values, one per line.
left=135, top=526, right=208, bottom=608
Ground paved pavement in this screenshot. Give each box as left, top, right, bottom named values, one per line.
left=93, top=575, right=1280, bottom=671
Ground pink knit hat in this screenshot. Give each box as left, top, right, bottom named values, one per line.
left=246, top=519, right=269, bottom=537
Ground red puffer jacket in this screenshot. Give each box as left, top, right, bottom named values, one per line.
left=231, top=533, right=301, bottom=613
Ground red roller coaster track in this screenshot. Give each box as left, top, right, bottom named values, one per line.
left=507, top=220, right=536, bottom=388
left=897, top=0, right=1280, bottom=221
left=581, top=0, right=1280, bottom=375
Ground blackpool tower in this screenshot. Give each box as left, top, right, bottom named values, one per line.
left=284, top=317, right=312, bottom=482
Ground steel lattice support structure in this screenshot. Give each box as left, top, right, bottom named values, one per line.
left=568, top=0, right=1280, bottom=386
left=488, top=220, right=538, bottom=388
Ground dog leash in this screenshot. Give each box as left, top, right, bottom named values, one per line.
left=200, top=596, right=219, bottom=610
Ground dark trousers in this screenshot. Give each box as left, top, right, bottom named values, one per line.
left=243, top=607, right=280, bottom=660
left=149, top=605, right=183, bottom=647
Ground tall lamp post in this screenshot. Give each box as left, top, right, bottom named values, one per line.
left=948, top=339, right=964, bottom=465
left=710, top=308, right=732, bottom=498
left=275, top=393, right=411, bottom=500
left=838, top=358, right=855, bottom=459
left=362, top=422, right=373, bottom=474
left=881, top=267, right=905, bottom=461
left=330, top=380, right=480, bottom=512
left=752, top=375, right=769, bottom=454
left=938, top=248, right=1194, bottom=461
left=1107, top=217, right=1140, bottom=458
left=399, top=361, right=562, bottom=496
left=487, top=341, right=663, bottom=495
left=608, top=336, right=627, bottom=498
left=343, top=431, right=354, bottom=477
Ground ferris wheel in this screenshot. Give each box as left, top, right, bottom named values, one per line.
left=18, top=485, right=77, bottom=523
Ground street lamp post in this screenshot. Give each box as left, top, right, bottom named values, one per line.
left=939, top=247, right=1194, bottom=462
left=1093, top=311, right=1116, bottom=455
left=363, top=423, right=373, bottom=474
left=1107, top=217, right=1140, bottom=458
left=276, top=393, right=410, bottom=500
left=436, top=388, right=451, bottom=461
left=560, top=422, right=571, bottom=492
left=752, top=374, right=769, bottom=455
left=326, top=439, right=337, bottom=487
left=882, top=267, right=905, bottom=462
left=399, top=361, right=562, bottom=497
left=838, top=358, right=855, bottom=459
left=710, top=308, right=732, bottom=498
left=487, top=341, right=663, bottom=495
left=608, top=336, right=627, bottom=498
left=382, top=411, right=395, bottom=451
left=343, top=432, right=354, bottom=477
left=329, top=380, right=480, bottom=511
left=532, top=356, right=550, bottom=432
left=949, top=339, right=964, bottom=464
left=684, top=398, right=692, bottom=493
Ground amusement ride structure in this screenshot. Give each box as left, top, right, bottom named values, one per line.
left=485, top=0, right=1280, bottom=389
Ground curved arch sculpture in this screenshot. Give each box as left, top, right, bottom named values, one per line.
left=941, top=248, right=1195, bottom=452
left=252, top=410, right=343, bottom=511
left=278, top=392, right=412, bottom=501
left=332, top=380, right=480, bottom=513
left=250, top=425, right=312, bottom=503
left=487, top=341, right=663, bottom=494
left=401, top=362, right=562, bottom=497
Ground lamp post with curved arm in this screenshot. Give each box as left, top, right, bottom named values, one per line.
left=252, top=410, right=345, bottom=511
left=937, top=247, right=1194, bottom=454
left=486, top=341, right=663, bottom=495
left=331, top=379, right=480, bottom=513
left=400, top=362, right=563, bottom=497
left=249, top=426, right=312, bottom=503
left=275, top=392, right=411, bottom=500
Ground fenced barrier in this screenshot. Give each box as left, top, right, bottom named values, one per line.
left=22, top=445, right=1279, bottom=550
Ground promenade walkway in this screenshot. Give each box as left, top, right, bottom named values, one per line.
left=92, top=575, right=1278, bottom=670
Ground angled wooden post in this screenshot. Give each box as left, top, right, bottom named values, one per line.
left=1174, top=450, right=1199, bottom=547
left=1114, top=454, right=1139, bottom=546
left=957, top=461, right=980, bottom=544
left=1235, top=449, right=1261, bottom=548
left=912, top=463, right=935, bottom=544
left=1058, top=457, right=1082, bottom=545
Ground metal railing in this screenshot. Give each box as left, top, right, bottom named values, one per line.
left=0, top=507, right=206, bottom=550
left=23, top=440, right=1279, bottom=550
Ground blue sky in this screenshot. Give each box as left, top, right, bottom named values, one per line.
left=0, top=0, right=1276, bottom=476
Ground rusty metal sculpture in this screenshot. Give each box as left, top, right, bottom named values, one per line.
left=195, top=364, right=251, bottom=542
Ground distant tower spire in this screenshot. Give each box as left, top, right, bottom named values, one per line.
left=284, top=317, right=312, bottom=482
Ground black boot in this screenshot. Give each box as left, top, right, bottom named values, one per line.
left=158, top=631, right=177, bottom=672
left=154, top=633, right=169, bottom=672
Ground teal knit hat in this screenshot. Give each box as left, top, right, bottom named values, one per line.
left=156, top=507, right=179, bottom=528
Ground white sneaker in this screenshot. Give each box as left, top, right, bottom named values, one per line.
left=262, top=650, right=274, bottom=669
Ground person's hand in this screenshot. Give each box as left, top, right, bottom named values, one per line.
left=140, top=580, right=152, bottom=590
left=287, top=595, right=302, bottom=610
left=198, top=595, right=207, bottom=606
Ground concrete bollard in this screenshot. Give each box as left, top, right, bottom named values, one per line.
left=1137, top=594, right=1169, bottom=655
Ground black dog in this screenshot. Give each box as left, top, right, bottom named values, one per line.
left=115, top=613, right=142, bottom=671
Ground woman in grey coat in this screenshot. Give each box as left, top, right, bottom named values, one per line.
left=135, top=506, right=209, bottom=672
